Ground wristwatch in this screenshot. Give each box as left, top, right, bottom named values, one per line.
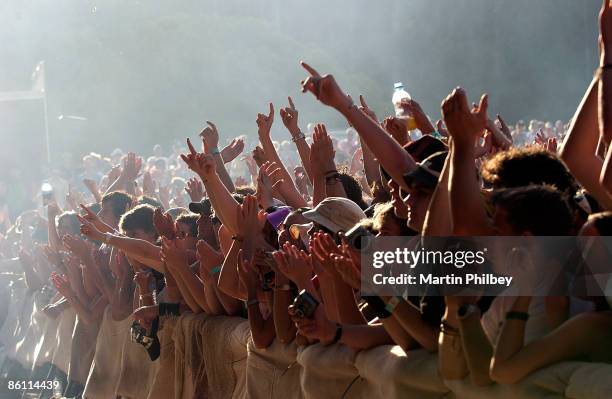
left=104, top=232, right=113, bottom=244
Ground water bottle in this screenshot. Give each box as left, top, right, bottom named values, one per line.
left=392, top=82, right=417, bottom=131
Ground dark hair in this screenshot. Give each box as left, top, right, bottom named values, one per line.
left=235, top=186, right=256, bottom=197
left=337, top=170, right=368, bottom=210
left=482, top=146, right=575, bottom=193
left=119, top=204, right=157, bottom=238
left=176, top=213, right=199, bottom=237
left=101, top=191, right=133, bottom=219
left=137, top=195, right=164, bottom=210
left=490, top=185, right=573, bottom=235
left=588, top=211, right=612, bottom=235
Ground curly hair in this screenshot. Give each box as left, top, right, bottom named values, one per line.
left=482, top=146, right=575, bottom=193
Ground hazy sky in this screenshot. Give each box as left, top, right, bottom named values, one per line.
left=0, top=0, right=602, bottom=163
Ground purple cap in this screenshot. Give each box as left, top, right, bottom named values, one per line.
left=266, top=206, right=292, bottom=230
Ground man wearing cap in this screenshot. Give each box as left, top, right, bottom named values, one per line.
left=302, top=196, right=367, bottom=237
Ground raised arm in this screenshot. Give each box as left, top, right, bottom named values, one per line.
left=181, top=139, right=242, bottom=235
left=46, top=203, right=62, bottom=251
left=443, top=88, right=495, bottom=236
left=200, top=121, right=236, bottom=193
left=300, top=62, right=417, bottom=191
left=280, top=96, right=313, bottom=181
left=309, top=123, right=347, bottom=205
left=238, top=250, right=276, bottom=349
left=560, top=74, right=612, bottom=209
left=78, top=217, right=164, bottom=272
left=104, top=152, right=142, bottom=196
left=422, top=147, right=452, bottom=236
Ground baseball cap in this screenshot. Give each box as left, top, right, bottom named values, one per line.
left=380, top=135, right=447, bottom=184
left=302, top=197, right=366, bottom=234
left=402, top=151, right=448, bottom=190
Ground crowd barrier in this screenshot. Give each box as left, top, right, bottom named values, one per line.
left=1, top=282, right=612, bottom=399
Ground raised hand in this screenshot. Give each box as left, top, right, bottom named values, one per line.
left=51, top=272, right=75, bottom=300
left=256, top=163, right=275, bottom=210
left=332, top=254, right=360, bottom=290
left=180, top=139, right=217, bottom=179
left=436, top=120, right=449, bottom=137
left=184, top=177, right=204, bottom=202
left=280, top=96, right=300, bottom=135
left=237, top=194, right=261, bottom=239
left=77, top=215, right=105, bottom=242
left=261, top=161, right=285, bottom=190
left=474, top=131, right=494, bottom=159
left=600, top=0, right=612, bottom=64
left=310, top=232, right=342, bottom=276
left=160, top=237, right=189, bottom=270
left=534, top=129, right=547, bottom=146
left=221, top=137, right=245, bottom=163
left=153, top=208, right=176, bottom=239
left=273, top=243, right=313, bottom=287
left=545, top=137, right=558, bottom=154
left=199, top=121, right=220, bottom=153
left=300, top=62, right=352, bottom=111
left=294, top=166, right=310, bottom=197
left=121, top=152, right=143, bottom=182
left=400, top=98, right=435, bottom=134
left=309, top=123, right=336, bottom=176
left=358, top=95, right=378, bottom=122
left=252, top=146, right=267, bottom=167
left=106, top=164, right=122, bottom=185
left=256, top=103, right=275, bottom=141
left=65, top=186, right=84, bottom=212
left=42, top=245, right=63, bottom=269
left=441, top=88, right=488, bottom=148
left=82, top=178, right=100, bottom=198
left=382, top=116, right=409, bottom=145
left=142, top=171, right=155, bottom=196
left=62, top=234, right=95, bottom=261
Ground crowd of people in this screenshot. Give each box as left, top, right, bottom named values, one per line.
left=2, top=3, right=612, bottom=399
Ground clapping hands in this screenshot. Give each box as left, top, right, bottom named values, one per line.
left=441, top=88, right=488, bottom=149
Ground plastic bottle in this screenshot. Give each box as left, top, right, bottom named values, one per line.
left=392, top=82, right=417, bottom=131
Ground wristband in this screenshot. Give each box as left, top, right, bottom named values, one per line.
left=440, top=321, right=459, bottom=336
left=208, top=265, right=222, bottom=276
left=104, top=233, right=113, bottom=244
left=292, top=132, right=306, bottom=142
left=384, top=296, right=402, bottom=314
left=362, top=295, right=392, bottom=319
left=331, top=323, right=343, bottom=345
left=210, top=147, right=220, bottom=155
left=158, top=303, right=180, bottom=316
left=506, top=311, right=529, bottom=321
